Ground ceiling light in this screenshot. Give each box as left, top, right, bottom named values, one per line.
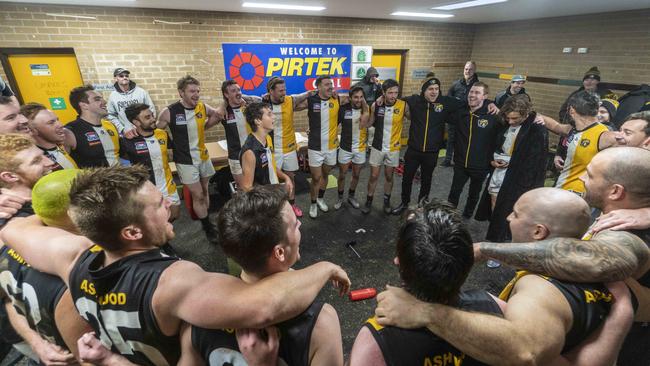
left=45, top=13, right=97, bottom=20
left=391, top=12, right=454, bottom=18
left=242, top=2, right=325, bottom=11
left=433, top=0, right=507, bottom=11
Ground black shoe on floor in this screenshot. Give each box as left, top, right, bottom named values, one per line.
left=391, top=202, right=409, bottom=215
left=201, top=218, right=219, bottom=245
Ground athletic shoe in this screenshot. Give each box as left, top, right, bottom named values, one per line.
left=309, top=203, right=318, bottom=219
left=334, top=199, right=344, bottom=210
left=316, top=198, right=329, bottom=212
left=486, top=260, right=501, bottom=268
left=361, top=200, right=372, bottom=214
left=291, top=204, right=303, bottom=218
left=348, top=196, right=360, bottom=209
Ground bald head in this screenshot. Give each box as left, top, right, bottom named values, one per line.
left=508, top=188, right=591, bottom=242
left=583, top=147, right=650, bottom=211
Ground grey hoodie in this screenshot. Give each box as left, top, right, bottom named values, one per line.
left=107, top=81, right=156, bottom=133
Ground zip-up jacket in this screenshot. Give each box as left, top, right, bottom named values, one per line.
left=448, top=75, right=479, bottom=102
left=107, top=81, right=156, bottom=134
left=453, top=101, right=501, bottom=170
left=404, top=94, right=464, bottom=153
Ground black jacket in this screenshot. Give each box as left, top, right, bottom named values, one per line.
left=448, top=75, right=479, bottom=102
left=476, top=112, right=549, bottom=242
left=494, top=87, right=530, bottom=108
left=453, top=101, right=501, bottom=170
left=559, top=85, right=615, bottom=124
left=403, top=94, right=464, bottom=153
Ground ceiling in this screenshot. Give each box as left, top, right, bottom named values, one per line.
left=6, top=0, right=650, bottom=23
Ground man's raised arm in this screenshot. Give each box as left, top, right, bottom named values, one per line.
left=0, top=215, right=90, bottom=282
left=476, top=230, right=650, bottom=282
left=161, top=260, right=350, bottom=330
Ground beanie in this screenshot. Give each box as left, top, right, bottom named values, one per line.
left=421, top=77, right=441, bottom=95
left=583, top=66, right=601, bottom=81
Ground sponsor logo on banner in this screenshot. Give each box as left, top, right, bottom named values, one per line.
left=223, top=44, right=352, bottom=96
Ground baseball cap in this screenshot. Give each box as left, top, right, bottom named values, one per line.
left=113, top=68, right=130, bottom=77
left=511, top=75, right=526, bottom=82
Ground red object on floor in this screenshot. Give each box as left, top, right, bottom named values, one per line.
left=349, top=288, right=377, bottom=301
left=183, top=185, right=199, bottom=220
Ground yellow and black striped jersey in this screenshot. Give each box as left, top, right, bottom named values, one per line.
left=167, top=101, right=210, bottom=165
left=371, top=100, right=406, bottom=152
left=307, top=94, right=339, bottom=151
left=339, top=104, right=367, bottom=153
left=269, top=96, right=297, bottom=154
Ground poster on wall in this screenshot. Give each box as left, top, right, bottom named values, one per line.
left=222, top=43, right=352, bottom=95
left=352, top=46, right=372, bottom=63
left=352, top=63, right=372, bottom=81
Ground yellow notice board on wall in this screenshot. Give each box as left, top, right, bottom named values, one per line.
left=2, top=49, right=84, bottom=124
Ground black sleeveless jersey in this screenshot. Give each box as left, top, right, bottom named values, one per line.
left=68, top=247, right=181, bottom=366
left=546, top=278, right=612, bottom=352
left=192, top=301, right=324, bottom=366
left=239, top=134, right=278, bottom=186
left=166, top=101, right=210, bottom=165
left=66, top=117, right=120, bottom=168
left=307, top=94, right=340, bottom=151
left=366, top=290, right=501, bottom=366
left=0, top=201, right=33, bottom=228
left=0, top=245, right=67, bottom=348
left=500, top=271, right=612, bottom=353
left=222, top=105, right=250, bottom=160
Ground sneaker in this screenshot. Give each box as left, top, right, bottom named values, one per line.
left=309, top=203, right=318, bottom=219
left=361, top=200, right=372, bottom=214
left=334, top=199, right=344, bottom=210
left=391, top=202, right=408, bottom=215
left=316, top=198, right=329, bottom=212
left=291, top=204, right=303, bottom=218
left=383, top=201, right=392, bottom=214
left=486, top=259, right=501, bottom=268
left=348, top=196, right=360, bottom=209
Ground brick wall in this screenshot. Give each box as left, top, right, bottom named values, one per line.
left=0, top=3, right=476, bottom=141
left=471, top=9, right=650, bottom=121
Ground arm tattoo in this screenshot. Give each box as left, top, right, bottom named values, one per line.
left=479, top=231, right=649, bottom=282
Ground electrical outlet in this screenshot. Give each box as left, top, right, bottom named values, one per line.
left=563, top=47, right=572, bottom=53
left=577, top=48, right=589, bottom=54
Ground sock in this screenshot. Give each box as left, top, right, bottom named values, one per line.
left=289, top=198, right=295, bottom=205
left=318, top=189, right=325, bottom=198
left=311, top=199, right=317, bottom=204
left=338, top=190, right=344, bottom=199
left=348, top=189, right=356, bottom=197
left=383, top=193, right=391, bottom=203
left=366, top=195, right=373, bottom=204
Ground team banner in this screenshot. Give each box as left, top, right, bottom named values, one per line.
left=222, top=43, right=352, bottom=96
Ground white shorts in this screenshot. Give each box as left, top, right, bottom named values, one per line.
left=308, top=149, right=337, bottom=168
left=176, top=160, right=215, bottom=185
left=488, top=167, right=508, bottom=195
left=228, top=158, right=243, bottom=176
left=369, top=147, right=399, bottom=168
left=274, top=150, right=299, bottom=172
left=338, top=148, right=366, bottom=165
